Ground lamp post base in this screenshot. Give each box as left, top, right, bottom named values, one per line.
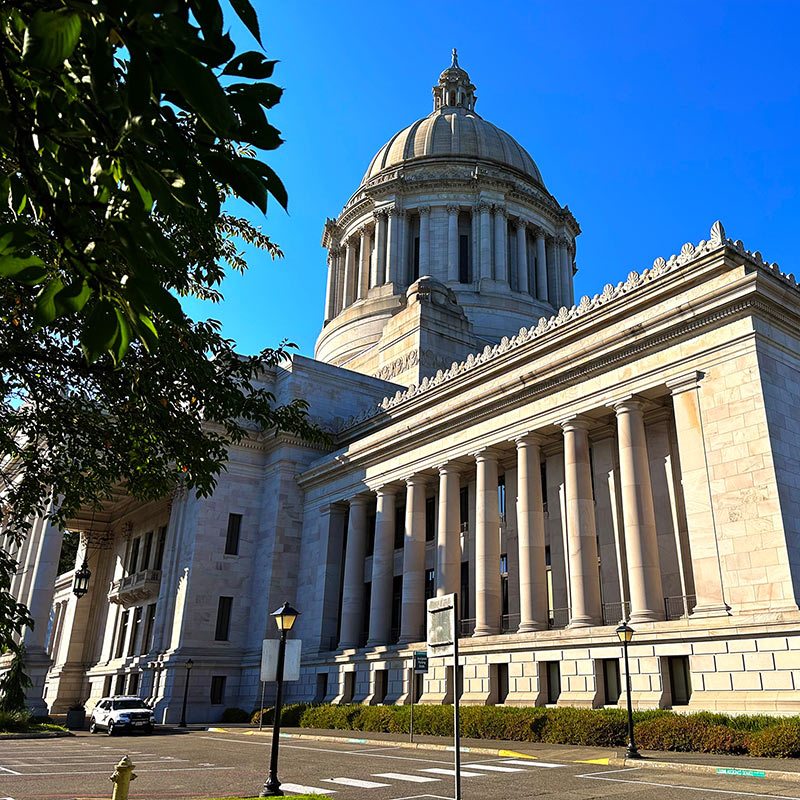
left=625, top=743, right=641, bottom=759
left=260, top=775, right=283, bottom=797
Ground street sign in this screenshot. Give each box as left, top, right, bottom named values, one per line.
left=413, top=651, right=429, bottom=673
left=427, top=594, right=456, bottom=659
left=261, top=639, right=301, bottom=682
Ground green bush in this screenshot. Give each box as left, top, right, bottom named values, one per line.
left=0, top=710, right=32, bottom=732
left=251, top=702, right=315, bottom=727
left=748, top=723, right=800, bottom=758
left=221, top=707, right=250, bottom=723
left=634, top=715, right=747, bottom=754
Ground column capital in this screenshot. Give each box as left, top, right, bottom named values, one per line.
left=403, top=473, right=430, bottom=487
left=358, top=227, right=367, bottom=239
left=559, top=415, right=593, bottom=433
left=514, top=217, right=527, bottom=231
left=493, top=204, right=507, bottom=218
left=667, top=370, right=705, bottom=395
left=533, top=226, right=546, bottom=240
left=329, top=245, right=341, bottom=257
left=436, top=461, right=463, bottom=475
left=471, top=445, right=504, bottom=462
left=446, top=204, right=460, bottom=215
left=417, top=205, right=430, bottom=216
left=373, top=209, right=388, bottom=221
left=513, top=431, right=548, bottom=448
left=608, top=395, right=647, bottom=414
left=373, top=484, right=399, bottom=498
left=348, top=494, right=371, bottom=508
left=477, top=200, right=492, bottom=212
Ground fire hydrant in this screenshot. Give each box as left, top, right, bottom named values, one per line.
left=110, top=754, right=137, bottom=800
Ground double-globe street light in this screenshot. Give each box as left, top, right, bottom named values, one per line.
left=616, top=622, right=640, bottom=759
left=260, top=602, right=300, bottom=798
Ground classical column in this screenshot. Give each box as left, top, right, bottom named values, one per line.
left=418, top=206, right=430, bottom=277
left=372, top=210, right=387, bottom=286
left=357, top=229, right=370, bottom=300
left=324, top=251, right=336, bottom=322
left=493, top=206, right=508, bottom=283
left=561, top=418, right=602, bottom=627
left=330, top=248, right=342, bottom=316
left=22, top=517, right=64, bottom=652
left=516, top=220, right=529, bottom=294
left=436, top=463, right=461, bottom=597
left=515, top=434, right=548, bottom=632
left=547, top=238, right=561, bottom=308
left=474, top=448, right=502, bottom=636
left=343, top=239, right=357, bottom=307
left=367, top=486, right=396, bottom=647
left=338, top=496, right=370, bottom=649
left=667, top=373, right=730, bottom=616
left=559, top=237, right=573, bottom=306
left=399, top=476, right=427, bottom=643
left=612, top=398, right=665, bottom=622
left=535, top=230, right=548, bottom=302
left=446, top=205, right=459, bottom=282
left=478, top=202, right=492, bottom=281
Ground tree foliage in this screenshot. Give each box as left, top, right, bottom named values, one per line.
left=0, top=0, right=327, bottom=661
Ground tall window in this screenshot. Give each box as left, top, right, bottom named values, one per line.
left=541, top=461, right=548, bottom=513
left=141, top=603, right=157, bottom=655
left=225, top=513, right=242, bottom=555
left=128, top=537, right=140, bottom=573
left=215, top=596, right=233, bottom=641
left=546, top=662, right=561, bottom=704
left=498, top=475, right=506, bottom=520
left=115, top=610, right=129, bottom=658
left=128, top=672, right=140, bottom=696
left=500, top=554, right=509, bottom=617
left=459, top=486, right=469, bottom=531
left=127, top=606, right=142, bottom=656
left=602, top=659, right=621, bottom=705
left=425, top=568, right=435, bottom=601
left=141, top=531, right=153, bottom=571
left=425, top=497, right=436, bottom=542
left=390, top=576, right=403, bottom=642
left=460, top=561, right=470, bottom=620
left=394, top=504, right=405, bottom=549
left=154, top=526, right=167, bottom=570
left=412, top=236, right=420, bottom=281
left=459, top=234, right=470, bottom=282
left=210, top=676, right=226, bottom=705
left=669, top=656, right=692, bottom=706
left=366, top=513, right=376, bottom=556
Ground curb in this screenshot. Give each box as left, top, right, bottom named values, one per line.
left=0, top=730, right=73, bottom=739
left=608, top=756, right=800, bottom=783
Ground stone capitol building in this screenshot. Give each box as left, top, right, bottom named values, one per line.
left=10, top=53, right=800, bottom=721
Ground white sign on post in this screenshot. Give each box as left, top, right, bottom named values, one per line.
left=260, top=639, right=302, bottom=682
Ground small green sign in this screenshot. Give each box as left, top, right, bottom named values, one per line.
left=716, top=768, right=765, bottom=777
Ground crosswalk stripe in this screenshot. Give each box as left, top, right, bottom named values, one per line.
left=501, top=759, right=564, bottom=767
left=373, top=773, right=440, bottom=783
left=463, top=764, right=526, bottom=772
left=420, top=768, right=486, bottom=777
left=279, top=783, right=336, bottom=794
left=322, top=778, right=391, bottom=788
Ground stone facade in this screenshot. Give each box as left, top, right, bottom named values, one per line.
left=7, top=56, right=800, bottom=721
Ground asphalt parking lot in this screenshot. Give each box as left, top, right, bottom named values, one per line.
left=2, top=729, right=800, bottom=800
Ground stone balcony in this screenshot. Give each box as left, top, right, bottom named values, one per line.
left=108, top=569, right=162, bottom=605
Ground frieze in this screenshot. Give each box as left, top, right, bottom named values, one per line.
left=334, top=222, right=787, bottom=433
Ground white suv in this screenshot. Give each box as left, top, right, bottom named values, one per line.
left=89, top=696, right=155, bottom=735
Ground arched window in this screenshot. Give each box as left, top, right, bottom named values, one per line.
left=449, top=90, right=456, bottom=106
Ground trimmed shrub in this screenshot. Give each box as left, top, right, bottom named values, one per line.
left=251, top=703, right=314, bottom=727
left=635, top=715, right=747, bottom=754
left=540, top=708, right=627, bottom=747
left=221, top=707, right=250, bottom=723
left=748, top=724, right=800, bottom=758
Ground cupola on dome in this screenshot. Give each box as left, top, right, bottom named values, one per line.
left=361, top=49, right=543, bottom=185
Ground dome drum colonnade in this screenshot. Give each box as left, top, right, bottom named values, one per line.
left=335, top=380, right=725, bottom=651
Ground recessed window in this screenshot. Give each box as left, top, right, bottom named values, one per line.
left=210, top=675, right=226, bottom=705
left=460, top=561, right=470, bottom=620
left=127, top=606, right=142, bottom=656
left=390, top=576, right=402, bottom=642
left=103, top=675, right=113, bottom=696
left=141, top=603, right=157, bottom=655
left=602, top=659, right=621, bottom=705
left=315, top=673, right=328, bottom=702
left=496, top=663, right=509, bottom=704
left=668, top=656, right=692, bottom=706
left=498, top=474, right=506, bottom=519
left=459, top=486, right=469, bottom=529
left=425, top=568, right=435, bottom=600
left=500, top=554, right=509, bottom=617
left=366, top=514, right=376, bottom=556
left=546, top=662, right=561, bottom=704
left=541, top=461, right=548, bottom=513
left=115, top=674, right=126, bottom=695
left=128, top=672, right=140, bottom=695
left=215, top=596, right=233, bottom=641
left=459, top=234, right=470, bottom=282
left=153, top=526, right=167, bottom=570
left=425, top=496, right=436, bottom=542
left=225, top=513, right=242, bottom=555
left=142, top=531, right=153, bottom=571
left=128, top=538, right=140, bottom=573
left=394, top=505, right=405, bottom=549
left=115, top=610, right=129, bottom=658
left=374, top=669, right=388, bottom=704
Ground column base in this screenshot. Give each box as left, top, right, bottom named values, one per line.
left=472, top=626, right=500, bottom=637
left=629, top=610, right=665, bottom=624
left=365, top=638, right=389, bottom=649
left=397, top=635, right=423, bottom=646
left=516, top=621, right=547, bottom=633
left=690, top=604, right=731, bottom=618
left=567, top=616, right=600, bottom=629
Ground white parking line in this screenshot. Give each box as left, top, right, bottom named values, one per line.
left=279, top=783, right=336, bottom=795
left=576, top=768, right=800, bottom=800
left=0, top=769, right=21, bottom=776
left=419, top=768, right=486, bottom=778
left=374, top=773, right=441, bottom=783
left=461, top=763, right=526, bottom=772
left=322, top=778, right=392, bottom=788
left=501, top=759, right=564, bottom=767
left=0, top=766, right=234, bottom=777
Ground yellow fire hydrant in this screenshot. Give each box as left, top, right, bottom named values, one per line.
left=110, top=754, right=137, bottom=800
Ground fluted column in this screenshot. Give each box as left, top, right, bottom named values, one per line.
left=399, top=476, right=428, bottom=643
left=474, top=448, right=501, bottom=636
left=338, top=496, right=370, bottom=649
left=535, top=230, right=548, bottom=302
left=559, top=237, right=573, bottom=306
left=493, top=206, right=508, bottom=283
left=386, top=208, right=400, bottom=285
left=547, top=238, right=561, bottom=308
left=561, top=418, right=602, bottom=627
left=324, top=251, right=336, bottom=322
left=367, top=487, right=396, bottom=647
left=667, top=373, right=730, bottom=616
left=357, top=229, right=370, bottom=300
left=516, top=220, right=529, bottom=294
left=436, top=463, right=461, bottom=597
left=343, top=239, right=357, bottom=307
left=515, top=434, right=548, bottom=632
left=373, top=210, right=387, bottom=286
left=22, top=517, right=64, bottom=651
left=331, top=247, right=342, bottom=315
left=447, top=205, right=459, bottom=282
left=478, top=202, right=492, bottom=280
left=612, top=398, right=665, bottom=622
left=418, top=206, right=430, bottom=277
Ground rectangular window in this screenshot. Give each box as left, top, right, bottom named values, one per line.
left=459, top=234, right=470, bottom=283
left=500, top=553, right=509, bottom=617
left=668, top=656, right=692, bottom=706
left=546, top=661, right=561, bottom=704
left=210, top=675, right=226, bottom=705
left=366, top=514, right=376, bottom=556
left=496, top=663, right=509, bottom=704
left=127, top=606, right=142, bottom=656
left=460, top=561, right=470, bottom=621
left=413, top=236, right=420, bottom=281
left=115, top=673, right=126, bottom=695
left=128, top=537, right=140, bottom=573
left=315, top=673, right=328, bottom=702
left=103, top=675, right=113, bottom=696
left=459, top=486, right=469, bottom=529
left=115, top=610, right=129, bottom=658
left=425, top=568, right=435, bottom=601
left=374, top=669, right=388, bottom=704
left=141, top=531, right=154, bottom=571
left=394, top=505, right=405, bottom=549
left=343, top=672, right=355, bottom=703
left=215, top=596, right=233, bottom=641
left=425, top=496, right=436, bottom=542
left=390, top=575, right=402, bottom=642
left=225, top=513, right=242, bottom=555
left=602, top=659, right=622, bottom=705
left=414, top=671, right=424, bottom=703
left=541, top=461, right=548, bottom=514
left=361, top=582, right=371, bottom=646
left=498, top=474, right=506, bottom=519
left=141, top=603, right=157, bottom=655
left=153, top=526, right=167, bottom=571
left=128, top=672, right=140, bottom=696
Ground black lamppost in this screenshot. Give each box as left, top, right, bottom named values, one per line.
left=616, top=622, right=640, bottom=759
left=72, top=558, right=91, bottom=598
left=260, top=602, right=300, bottom=798
left=178, top=658, right=193, bottom=728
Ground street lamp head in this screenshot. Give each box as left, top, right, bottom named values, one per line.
left=72, top=559, right=91, bottom=598
left=186, top=658, right=194, bottom=670
left=271, top=601, right=300, bottom=632
left=616, top=622, right=634, bottom=643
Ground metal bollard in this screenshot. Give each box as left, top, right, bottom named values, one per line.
left=110, top=755, right=137, bottom=800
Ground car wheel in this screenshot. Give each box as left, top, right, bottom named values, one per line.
left=89, top=719, right=98, bottom=734
left=106, top=721, right=115, bottom=736
left=143, top=724, right=153, bottom=734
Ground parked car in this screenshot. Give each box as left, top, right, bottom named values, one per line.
left=89, top=696, right=155, bottom=735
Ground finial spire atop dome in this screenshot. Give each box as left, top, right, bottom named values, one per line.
left=432, top=49, right=477, bottom=112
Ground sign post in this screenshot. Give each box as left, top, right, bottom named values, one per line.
left=427, top=594, right=460, bottom=800
left=410, top=651, right=428, bottom=743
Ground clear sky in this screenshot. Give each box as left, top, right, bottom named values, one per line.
left=183, top=0, right=800, bottom=358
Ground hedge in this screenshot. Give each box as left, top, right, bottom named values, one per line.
left=250, top=703, right=800, bottom=758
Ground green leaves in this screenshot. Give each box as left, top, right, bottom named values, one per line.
left=21, top=10, right=81, bottom=69
left=229, top=0, right=262, bottom=45
left=0, top=255, right=48, bottom=285
left=222, top=52, right=277, bottom=79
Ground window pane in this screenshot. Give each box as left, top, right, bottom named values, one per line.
left=215, top=596, right=233, bottom=641
left=425, top=497, right=436, bottom=542
left=225, top=513, right=242, bottom=555
left=153, top=527, right=167, bottom=571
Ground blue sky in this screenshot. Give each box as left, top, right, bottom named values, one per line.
left=183, top=0, right=800, bottom=358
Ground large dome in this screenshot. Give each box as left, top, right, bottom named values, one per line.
left=362, top=107, right=544, bottom=186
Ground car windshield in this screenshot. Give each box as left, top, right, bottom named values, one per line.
left=112, top=700, right=148, bottom=710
